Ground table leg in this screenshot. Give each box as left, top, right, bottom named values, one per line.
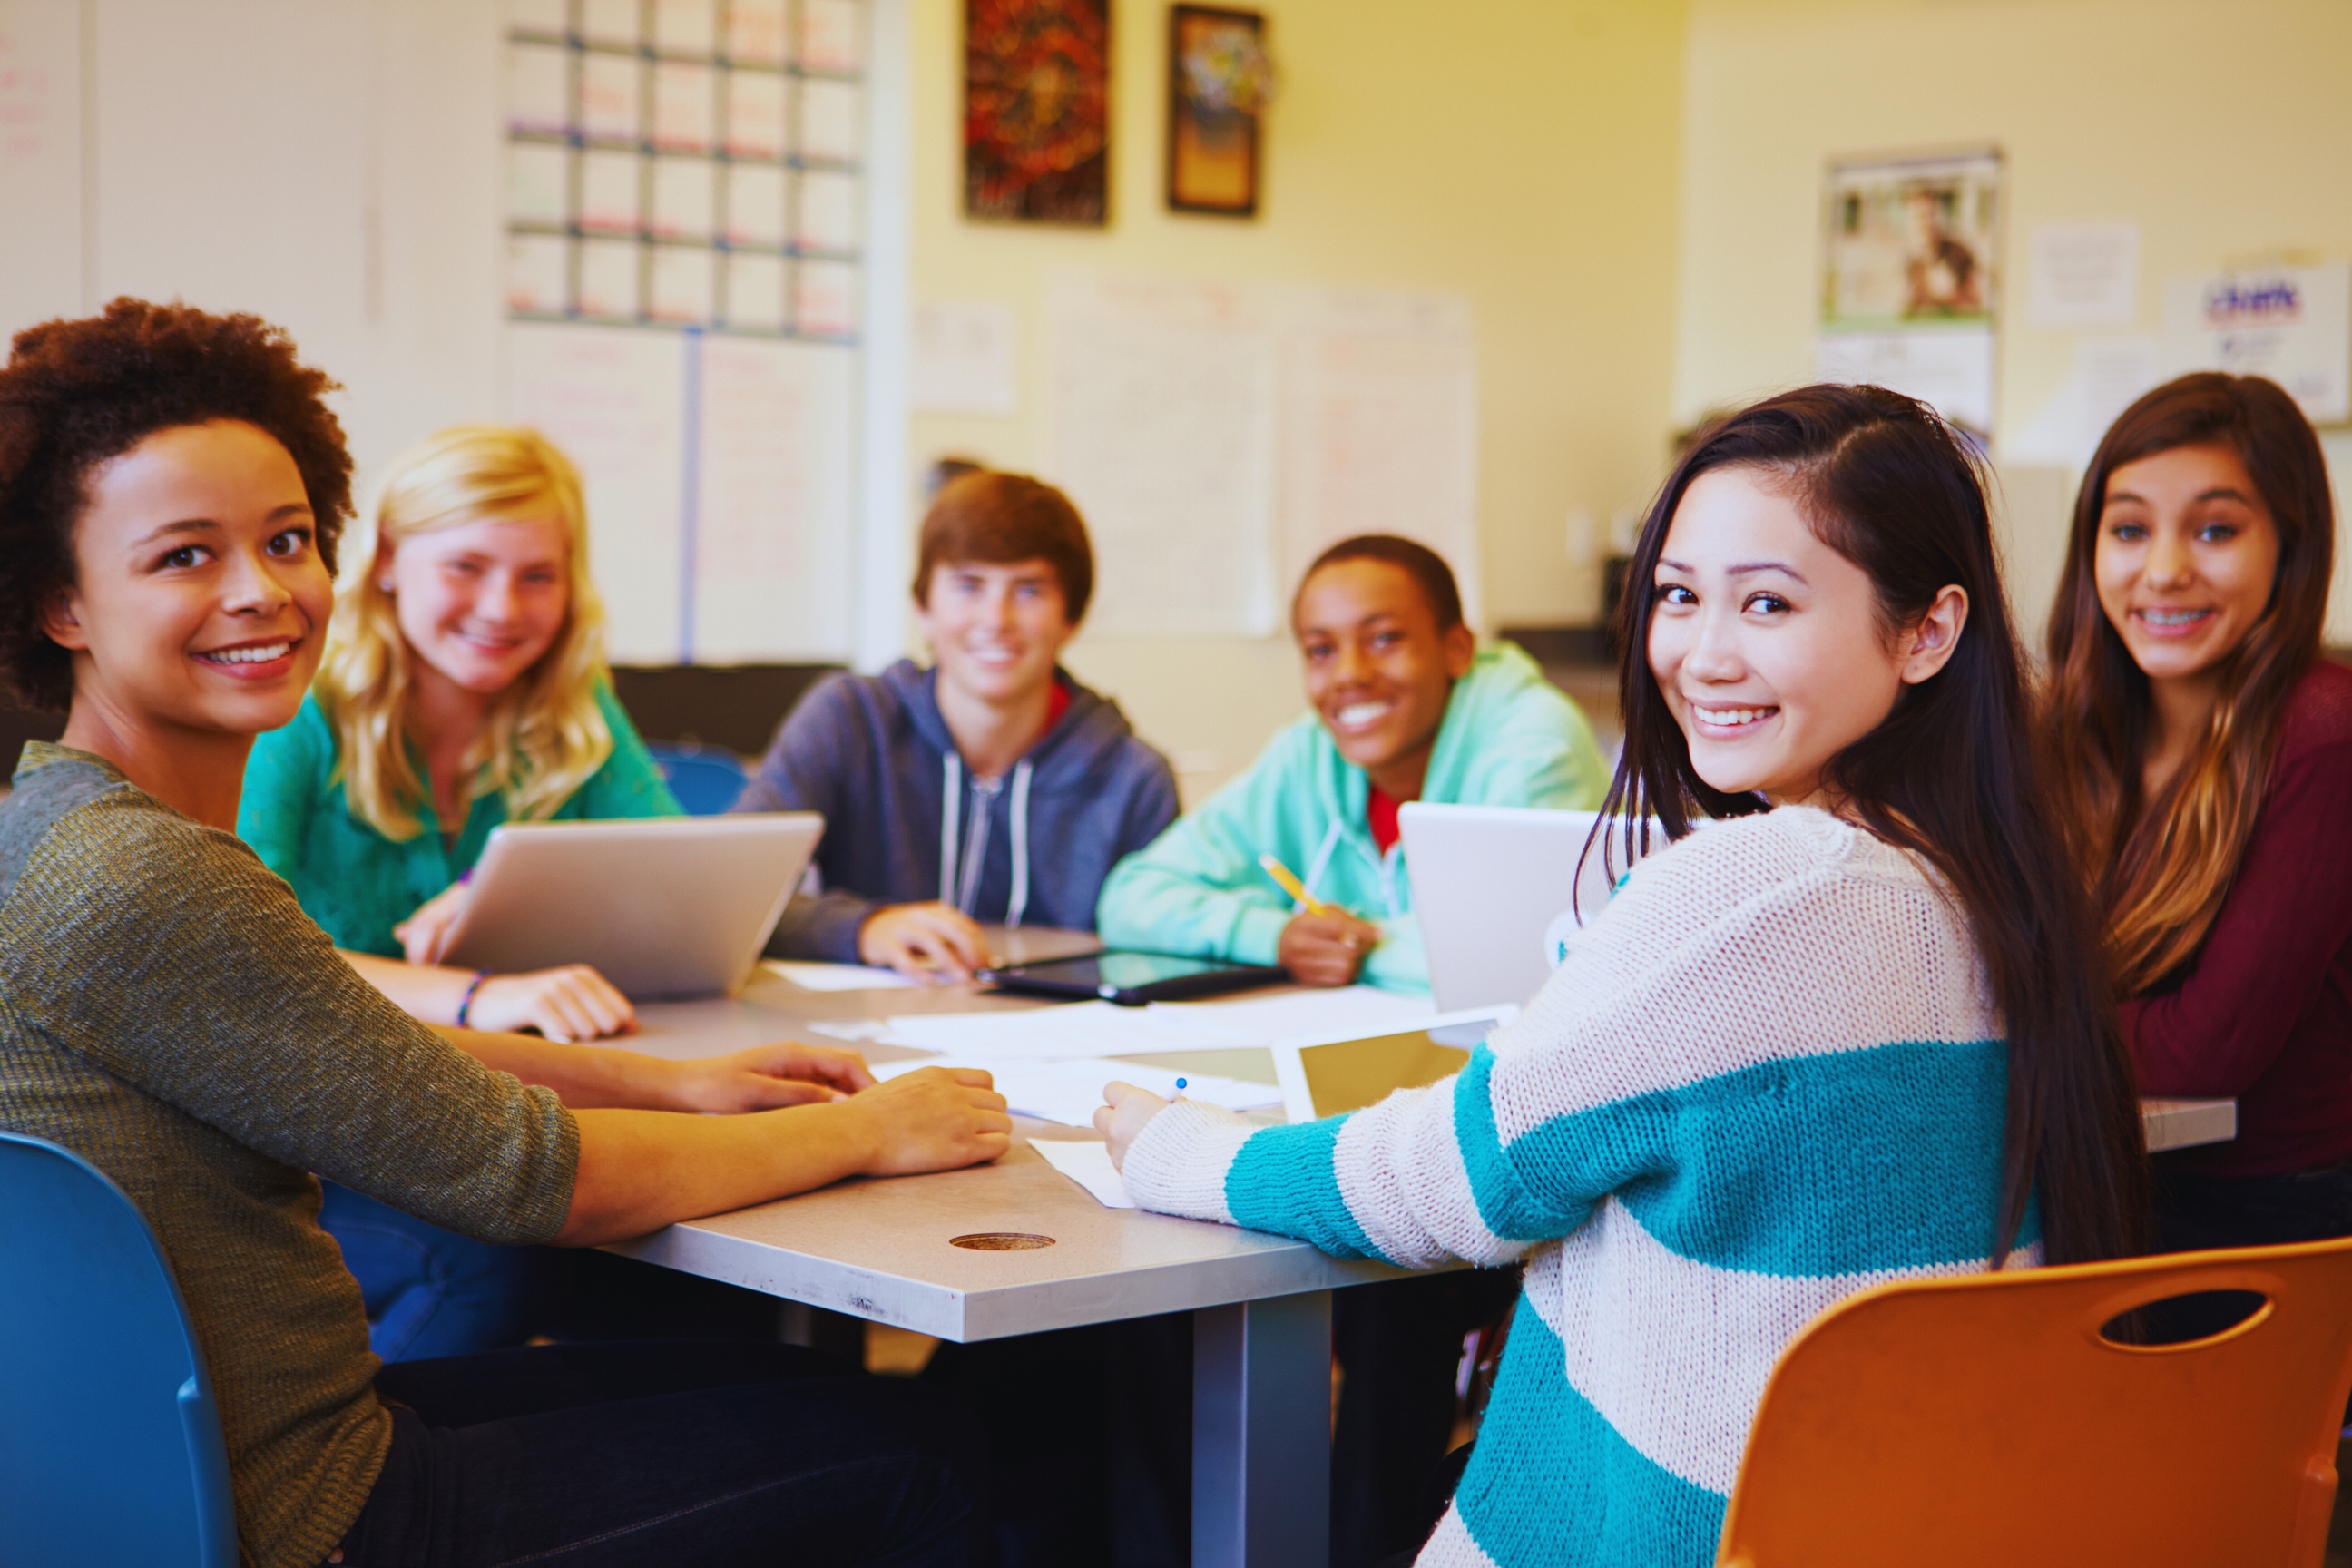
left=1192, top=1290, right=1332, bottom=1568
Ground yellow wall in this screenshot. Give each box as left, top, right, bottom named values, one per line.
left=904, top=0, right=1690, bottom=799
left=1672, top=0, right=2352, bottom=636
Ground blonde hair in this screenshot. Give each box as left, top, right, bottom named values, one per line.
left=318, top=426, right=615, bottom=840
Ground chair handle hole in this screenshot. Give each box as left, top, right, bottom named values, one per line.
left=2101, top=1289, right=2271, bottom=1348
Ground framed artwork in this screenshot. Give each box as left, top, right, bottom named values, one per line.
left=1821, top=148, right=2002, bottom=330
left=1167, top=5, right=1269, bottom=217
left=965, top=0, right=1110, bottom=225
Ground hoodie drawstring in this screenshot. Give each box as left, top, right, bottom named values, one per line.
left=939, top=753, right=963, bottom=906
left=1302, top=818, right=1344, bottom=906
left=938, top=753, right=1034, bottom=926
left=1005, top=760, right=1033, bottom=929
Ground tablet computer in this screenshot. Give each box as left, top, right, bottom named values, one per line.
left=978, top=951, right=1288, bottom=1005
left=1271, top=1004, right=1518, bottom=1123
left=439, top=812, right=823, bottom=999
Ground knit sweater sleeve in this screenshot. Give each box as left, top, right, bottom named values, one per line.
left=9, top=788, right=580, bottom=1245
left=1122, top=812, right=1916, bottom=1268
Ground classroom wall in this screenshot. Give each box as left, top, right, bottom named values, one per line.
left=1671, top=0, right=2352, bottom=642
left=904, top=0, right=1690, bottom=800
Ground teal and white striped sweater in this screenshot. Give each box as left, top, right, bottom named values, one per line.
left=1121, top=806, right=2038, bottom=1567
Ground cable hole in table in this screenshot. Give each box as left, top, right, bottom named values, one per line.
left=950, top=1232, right=1056, bottom=1250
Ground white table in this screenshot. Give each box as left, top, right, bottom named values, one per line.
left=609, top=948, right=2237, bottom=1568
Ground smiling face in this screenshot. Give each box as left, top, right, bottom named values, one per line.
left=44, top=419, right=330, bottom=740
left=1648, top=466, right=1965, bottom=807
left=915, top=558, right=1075, bottom=707
left=2093, top=443, right=2281, bottom=695
left=1294, top=558, right=1476, bottom=799
left=381, top=514, right=571, bottom=699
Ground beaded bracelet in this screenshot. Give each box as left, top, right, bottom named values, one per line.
left=455, top=970, right=490, bottom=1029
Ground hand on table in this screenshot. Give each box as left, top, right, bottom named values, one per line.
left=394, top=882, right=471, bottom=965
left=468, top=965, right=638, bottom=1043
left=1093, top=1081, right=1174, bottom=1173
left=665, top=1041, right=878, bottom=1113
left=839, top=1066, right=1012, bottom=1175
left=1278, top=910, right=1383, bottom=987
left=858, top=901, right=991, bottom=983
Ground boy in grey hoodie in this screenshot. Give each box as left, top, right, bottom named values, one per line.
left=736, top=471, right=1178, bottom=975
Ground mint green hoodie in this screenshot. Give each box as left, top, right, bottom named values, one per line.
left=1095, top=642, right=1609, bottom=993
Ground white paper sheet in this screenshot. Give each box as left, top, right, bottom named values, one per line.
left=1816, top=328, right=1996, bottom=435
left=2008, top=337, right=2161, bottom=469
left=1044, top=271, right=1280, bottom=636
left=506, top=323, right=685, bottom=662
left=1030, top=1139, right=1136, bottom=1208
left=692, top=336, right=856, bottom=661
left=873, top=1055, right=1282, bottom=1127
left=761, top=959, right=917, bottom=992
left=911, top=301, right=1020, bottom=415
left=2029, top=223, right=2141, bottom=328
left=878, top=985, right=1431, bottom=1059
left=2161, top=264, right=2351, bottom=424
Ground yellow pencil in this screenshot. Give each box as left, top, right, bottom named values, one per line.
left=1258, top=853, right=1347, bottom=918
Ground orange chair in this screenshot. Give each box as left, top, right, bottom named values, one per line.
left=1718, top=1237, right=2352, bottom=1568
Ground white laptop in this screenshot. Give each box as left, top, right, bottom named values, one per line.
left=440, top=813, right=823, bottom=999
left=1272, top=1004, right=1519, bottom=1123
left=1401, top=803, right=1658, bottom=1014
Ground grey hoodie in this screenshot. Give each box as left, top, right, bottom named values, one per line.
left=737, top=660, right=1181, bottom=961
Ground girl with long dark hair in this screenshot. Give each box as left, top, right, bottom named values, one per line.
left=1093, top=384, right=2146, bottom=1567
left=2043, top=372, right=2349, bottom=1267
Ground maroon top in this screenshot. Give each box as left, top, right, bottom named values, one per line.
left=2123, top=659, right=2352, bottom=1178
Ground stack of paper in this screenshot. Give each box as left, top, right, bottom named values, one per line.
left=873, top=1055, right=1280, bottom=1129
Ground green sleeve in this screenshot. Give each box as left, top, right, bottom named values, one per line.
left=1095, top=725, right=1309, bottom=967
left=576, top=681, right=684, bottom=819
left=236, top=694, right=334, bottom=885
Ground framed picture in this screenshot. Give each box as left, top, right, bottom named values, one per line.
left=1821, top=147, right=2003, bottom=330
left=1167, top=5, right=1270, bottom=217
left=965, top=0, right=1110, bottom=225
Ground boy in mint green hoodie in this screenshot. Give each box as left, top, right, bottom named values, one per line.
left=1097, top=534, right=1608, bottom=994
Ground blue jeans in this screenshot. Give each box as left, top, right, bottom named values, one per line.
left=321, top=1183, right=786, bottom=1361
left=336, top=1340, right=985, bottom=1566
left=320, top=1181, right=546, bottom=1361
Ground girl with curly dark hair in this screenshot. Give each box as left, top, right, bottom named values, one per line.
left=0, top=299, right=1001, bottom=1566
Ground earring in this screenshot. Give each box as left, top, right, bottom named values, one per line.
left=377, top=579, right=394, bottom=593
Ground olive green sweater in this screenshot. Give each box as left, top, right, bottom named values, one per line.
left=0, top=743, right=580, bottom=1568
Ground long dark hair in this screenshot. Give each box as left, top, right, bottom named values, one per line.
left=1594, top=383, right=2147, bottom=1267
left=2042, top=373, right=2334, bottom=996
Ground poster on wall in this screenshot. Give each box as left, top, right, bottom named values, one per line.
left=2160, top=263, right=2350, bottom=425
left=965, top=0, right=1110, bottom=224
left=1817, top=147, right=2002, bottom=438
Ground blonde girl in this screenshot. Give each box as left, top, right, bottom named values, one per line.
left=240, top=425, right=677, bottom=1044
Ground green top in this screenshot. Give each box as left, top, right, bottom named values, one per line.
left=238, top=682, right=681, bottom=956
left=1096, top=641, right=1611, bottom=992
left=0, top=744, right=579, bottom=1568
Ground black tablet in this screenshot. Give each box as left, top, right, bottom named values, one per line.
left=977, top=951, right=1289, bottom=1006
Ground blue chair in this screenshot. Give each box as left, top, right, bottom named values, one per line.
left=0, top=1132, right=238, bottom=1568
left=647, top=740, right=750, bottom=817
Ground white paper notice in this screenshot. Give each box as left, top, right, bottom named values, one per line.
left=2161, top=265, right=2351, bottom=424
left=2029, top=223, right=2141, bottom=328
left=2008, top=336, right=2161, bottom=469
left=693, top=336, right=856, bottom=661
left=1816, top=329, right=1996, bottom=434
left=1030, top=1139, right=1136, bottom=1208
left=506, top=323, right=685, bottom=662
left=1274, top=289, right=1483, bottom=629
left=911, top=301, right=1020, bottom=414
left=0, top=0, right=84, bottom=333
left=1046, top=271, right=1280, bottom=636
